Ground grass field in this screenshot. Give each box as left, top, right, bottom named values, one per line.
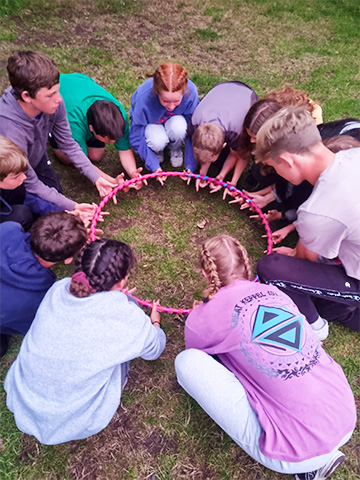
left=0, top=1, right=359, bottom=479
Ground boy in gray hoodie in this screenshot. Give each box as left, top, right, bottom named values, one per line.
left=0, top=50, right=117, bottom=220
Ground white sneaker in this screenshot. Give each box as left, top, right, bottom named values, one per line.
left=311, top=317, right=329, bottom=341
left=170, top=149, right=183, bottom=168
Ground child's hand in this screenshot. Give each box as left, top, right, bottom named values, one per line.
left=131, top=167, right=147, bottom=189
left=239, top=191, right=268, bottom=211
left=69, top=203, right=108, bottom=227
left=112, top=284, right=137, bottom=294
left=192, top=299, right=203, bottom=309
left=87, top=227, right=104, bottom=241
left=180, top=169, right=192, bottom=185
left=229, top=195, right=246, bottom=206
left=209, top=175, right=224, bottom=194
left=121, top=286, right=137, bottom=294
left=222, top=184, right=238, bottom=200
left=265, top=209, right=282, bottom=222
left=95, top=176, right=118, bottom=204
left=155, top=168, right=166, bottom=186
left=271, top=246, right=295, bottom=256
left=195, top=177, right=209, bottom=192
left=150, top=299, right=161, bottom=327
left=270, top=224, right=295, bottom=244
left=115, top=172, right=136, bottom=194
left=250, top=209, right=281, bottom=222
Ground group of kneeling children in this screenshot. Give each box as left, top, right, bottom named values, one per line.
left=0, top=50, right=359, bottom=480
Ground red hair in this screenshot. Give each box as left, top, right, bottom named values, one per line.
left=153, top=63, right=188, bottom=95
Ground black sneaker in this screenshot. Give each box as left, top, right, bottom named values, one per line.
left=0, top=334, right=11, bottom=357
left=294, top=451, right=345, bottom=480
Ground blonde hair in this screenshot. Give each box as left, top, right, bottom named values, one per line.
left=255, top=106, right=321, bottom=164
left=153, top=63, right=188, bottom=95
left=264, top=86, right=322, bottom=124
left=200, top=235, right=252, bottom=299
left=0, top=136, right=28, bottom=181
left=192, top=123, right=225, bottom=164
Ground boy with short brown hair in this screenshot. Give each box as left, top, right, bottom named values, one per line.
left=185, top=82, right=257, bottom=190
left=0, top=50, right=117, bottom=219
left=192, top=123, right=225, bottom=165
left=0, top=211, right=88, bottom=356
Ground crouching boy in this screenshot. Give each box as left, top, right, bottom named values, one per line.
left=0, top=211, right=88, bottom=356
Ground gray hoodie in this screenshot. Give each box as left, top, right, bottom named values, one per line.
left=0, top=87, right=100, bottom=210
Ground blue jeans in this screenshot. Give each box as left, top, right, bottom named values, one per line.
left=175, top=349, right=353, bottom=475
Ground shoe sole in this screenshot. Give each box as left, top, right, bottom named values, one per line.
left=322, top=452, right=345, bottom=479
left=293, top=452, right=345, bottom=480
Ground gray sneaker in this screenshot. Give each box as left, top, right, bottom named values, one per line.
left=170, top=149, right=183, bottom=168
left=155, top=150, right=164, bottom=164
left=294, top=451, right=345, bottom=480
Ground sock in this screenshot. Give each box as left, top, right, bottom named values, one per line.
left=311, top=316, right=326, bottom=330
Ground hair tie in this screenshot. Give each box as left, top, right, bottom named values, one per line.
left=71, top=271, right=92, bottom=290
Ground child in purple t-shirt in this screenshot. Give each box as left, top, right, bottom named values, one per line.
left=175, top=235, right=356, bottom=480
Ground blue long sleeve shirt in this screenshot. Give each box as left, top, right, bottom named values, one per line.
left=129, top=78, right=199, bottom=172
left=0, top=222, right=55, bottom=335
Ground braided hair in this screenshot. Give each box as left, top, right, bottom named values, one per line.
left=70, top=239, right=135, bottom=298
left=153, top=63, right=188, bottom=95
left=200, top=235, right=252, bottom=299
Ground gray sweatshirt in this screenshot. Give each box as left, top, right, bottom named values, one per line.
left=0, top=87, right=100, bottom=210
left=5, top=278, right=166, bottom=444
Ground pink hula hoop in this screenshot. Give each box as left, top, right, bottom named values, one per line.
left=90, top=171, right=273, bottom=314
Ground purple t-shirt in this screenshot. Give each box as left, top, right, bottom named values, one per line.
left=185, top=279, right=356, bottom=462
left=185, top=81, right=258, bottom=172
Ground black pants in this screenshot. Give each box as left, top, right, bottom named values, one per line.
left=49, top=132, right=105, bottom=150
left=35, top=152, right=62, bottom=192
left=257, top=253, right=360, bottom=331
left=0, top=185, right=34, bottom=230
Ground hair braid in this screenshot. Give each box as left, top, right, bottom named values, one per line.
left=153, top=62, right=188, bottom=95
left=232, top=238, right=252, bottom=281
left=200, top=235, right=253, bottom=300
left=201, top=245, right=222, bottom=299
left=70, top=239, right=135, bottom=298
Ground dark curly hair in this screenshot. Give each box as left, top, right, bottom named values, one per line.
left=30, top=211, right=87, bottom=263
left=70, top=239, right=136, bottom=298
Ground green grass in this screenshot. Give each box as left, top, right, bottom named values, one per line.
left=0, top=0, right=359, bottom=479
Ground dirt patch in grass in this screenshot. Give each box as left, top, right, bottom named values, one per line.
left=19, top=434, right=41, bottom=464
left=0, top=0, right=336, bottom=102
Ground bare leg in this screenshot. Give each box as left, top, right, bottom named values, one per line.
left=87, top=146, right=105, bottom=162
left=53, top=148, right=72, bottom=165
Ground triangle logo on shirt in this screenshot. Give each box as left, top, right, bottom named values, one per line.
left=252, top=306, right=303, bottom=352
